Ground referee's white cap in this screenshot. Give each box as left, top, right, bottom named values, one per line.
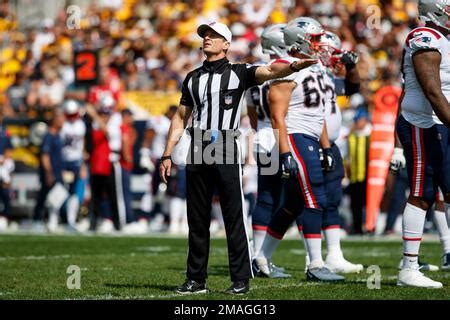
left=197, top=22, right=232, bottom=43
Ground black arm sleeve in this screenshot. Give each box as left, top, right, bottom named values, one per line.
left=179, top=73, right=194, bottom=107
left=243, top=65, right=259, bottom=90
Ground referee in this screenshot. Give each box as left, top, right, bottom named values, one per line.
left=160, top=21, right=316, bottom=295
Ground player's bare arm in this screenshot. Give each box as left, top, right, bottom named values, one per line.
left=413, top=50, right=450, bottom=127
left=85, top=104, right=109, bottom=135
left=394, top=89, right=405, bottom=148
left=247, top=104, right=258, bottom=131
left=255, top=59, right=317, bottom=84
left=160, top=104, right=193, bottom=183
left=269, top=80, right=295, bottom=154
left=41, top=153, right=54, bottom=187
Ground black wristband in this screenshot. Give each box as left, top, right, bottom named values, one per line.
left=289, top=62, right=300, bottom=72
left=160, top=155, right=172, bottom=162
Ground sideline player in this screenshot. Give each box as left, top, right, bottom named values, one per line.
left=60, top=100, right=87, bottom=230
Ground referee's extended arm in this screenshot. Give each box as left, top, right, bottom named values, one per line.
left=160, top=104, right=193, bottom=183
left=254, top=58, right=318, bottom=84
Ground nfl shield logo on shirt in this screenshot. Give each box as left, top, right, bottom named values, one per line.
left=224, top=94, right=233, bottom=105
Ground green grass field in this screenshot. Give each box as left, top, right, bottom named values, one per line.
left=0, top=234, right=449, bottom=300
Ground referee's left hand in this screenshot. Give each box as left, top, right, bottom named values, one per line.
left=159, top=158, right=172, bottom=184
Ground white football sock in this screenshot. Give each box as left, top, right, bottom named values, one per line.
left=324, top=227, right=342, bottom=256
left=299, top=231, right=311, bottom=263
left=434, top=209, right=450, bottom=254
left=402, top=203, right=426, bottom=269
left=305, top=236, right=323, bottom=267
left=257, top=233, right=281, bottom=260
left=252, top=229, right=267, bottom=259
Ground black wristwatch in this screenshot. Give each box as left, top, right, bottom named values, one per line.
left=160, top=155, right=172, bottom=162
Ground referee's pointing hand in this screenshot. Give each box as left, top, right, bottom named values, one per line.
left=290, top=58, right=318, bottom=71
left=159, top=157, right=172, bottom=184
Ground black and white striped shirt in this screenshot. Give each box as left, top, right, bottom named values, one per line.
left=180, top=57, right=259, bottom=131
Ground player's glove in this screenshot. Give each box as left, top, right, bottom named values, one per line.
left=341, top=51, right=359, bottom=71
left=389, top=147, right=406, bottom=174
left=320, top=148, right=335, bottom=172
left=280, top=152, right=299, bottom=179
left=139, top=148, right=155, bottom=172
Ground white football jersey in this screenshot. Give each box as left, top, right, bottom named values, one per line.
left=401, top=27, right=450, bottom=128
left=146, top=115, right=171, bottom=159
left=60, top=118, right=86, bottom=162
left=245, top=79, right=272, bottom=128
left=324, top=73, right=348, bottom=143
left=270, top=57, right=327, bottom=140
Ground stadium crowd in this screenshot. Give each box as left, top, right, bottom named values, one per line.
left=0, top=0, right=437, bottom=236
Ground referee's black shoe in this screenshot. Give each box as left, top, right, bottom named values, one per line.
left=175, top=279, right=208, bottom=295
left=225, top=280, right=249, bottom=295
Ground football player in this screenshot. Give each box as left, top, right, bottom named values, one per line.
left=246, top=24, right=292, bottom=278
left=255, top=17, right=344, bottom=282
left=60, top=100, right=87, bottom=230
left=393, top=0, right=450, bottom=288
left=295, top=31, right=364, bottom=274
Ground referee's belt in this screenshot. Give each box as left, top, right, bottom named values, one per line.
left=187, top=128, right=241, bottom=144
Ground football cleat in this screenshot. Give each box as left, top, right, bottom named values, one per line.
left=270, top=261, right=286, bottom=273
left=397, top=266, right=443, bottom=288
left=306, top=266, right=345, bottom=282
left=255, top=257, right=291, bottom=278
left=175, top=279, right=208, bottom=295
left=0, top=216, right=8, bottom=231
left=97, top=219, right=114, bottom=234
left=325, top=253, right=364, bottom=274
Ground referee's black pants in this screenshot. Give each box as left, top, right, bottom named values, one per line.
left=185, top=142, right=252, bottom=282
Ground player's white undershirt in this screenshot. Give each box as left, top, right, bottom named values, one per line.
left=401, top=27, right=450, bottom=128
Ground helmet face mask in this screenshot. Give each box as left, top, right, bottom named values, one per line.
left=313, top=31, right=343, bottom=72
left=418, top=0, right=450, bottom=31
